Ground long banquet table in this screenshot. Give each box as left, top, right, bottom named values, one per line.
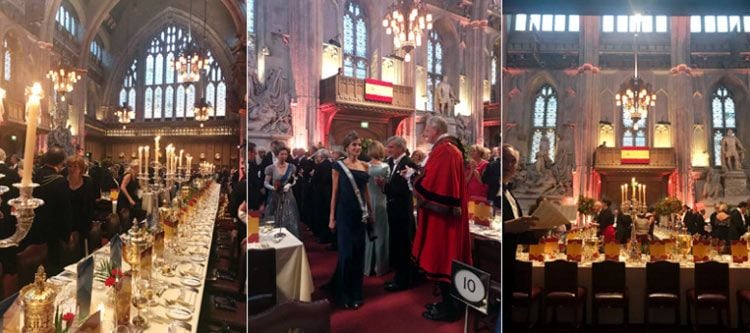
left=518, top=253, right=750, bottom=327
left=3, top=183, right=221, bottom=333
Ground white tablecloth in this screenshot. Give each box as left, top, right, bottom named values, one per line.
left=519, top=254, right=750, bottom=327
left=250, top=228, right=313, bottom=303
left=471, top=223, right=501, bottom=243
left=3, top=183, right=221, bottom=333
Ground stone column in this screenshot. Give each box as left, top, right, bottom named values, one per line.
left=576, top=15, right=601, bottom=198
left=289, top=0, right=323, bottom=149
left=670, top=16, right=695, bottom=204
left=465, top=0, right=489, bottom=145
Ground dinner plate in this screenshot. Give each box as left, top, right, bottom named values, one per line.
left=167, top=305, right=193, bottom=321
left=181, top=277, right=201, bottom=287
left=190, top=255, right=206, bottom=262
left=178, top=263, right=200, bottom=277
left=162, top=288, right=180, bottom=303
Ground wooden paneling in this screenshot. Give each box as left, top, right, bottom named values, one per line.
left=96, top=137, right=239, bottom=169
left=594, top=147, right=676, bottom=169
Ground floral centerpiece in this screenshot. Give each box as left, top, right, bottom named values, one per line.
left=53, top=306, right=75, bottom=333
left=577, top=195, right=597, bottom=225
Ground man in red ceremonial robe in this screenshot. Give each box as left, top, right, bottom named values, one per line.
left=412, top=116, right=472, bottom=322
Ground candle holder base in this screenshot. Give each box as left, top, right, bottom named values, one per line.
left=1, top=183, right=44, bottom=248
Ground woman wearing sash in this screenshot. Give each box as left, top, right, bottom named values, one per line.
left=263, top=147, right=300, bottom=238
left=328, top=131, right=372, bottom=309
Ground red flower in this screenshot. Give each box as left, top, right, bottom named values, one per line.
left=104, top=276, right=116, bottom=287
left=62, top=312, right=75, bottom=325
left=111, top=269, right=123, bottom=278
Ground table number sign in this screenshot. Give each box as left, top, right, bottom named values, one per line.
left=693, top=240, right=710, bottom=262
left=567, top=239, right=582, bottom=262
left=650, top=240, right=668, bottom=261
left=732, top=240, right=748, bottom=263
left=110, top=234, right=122, bottom=269
left=77, top=256, right=94, bottom=320
left=544, top=237, right=559, bottom=256
left=604, top=241, right=620, bottom=261
left=248, top=211, right=260, bottom=243
left=529, top=244, right=544, bottom=262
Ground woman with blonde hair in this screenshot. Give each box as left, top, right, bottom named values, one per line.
left=117, top=160, right=142, bottom=224
left=466, top=144, right=489, bottom=199
left=67, top=156, right=96, bottom=258
left=364, top=140, right=390, bottom=276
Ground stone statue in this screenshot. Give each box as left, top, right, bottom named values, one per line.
left=702, top=167, right=723, bottom=199
left=248, top=68, right=292, bottom=134
left=534, top=135, right=552, bottom=173
left=47, top=100, right=75, bottom=156
left=721, top=129, right=745, bottom=171
left=454, top=115, right=471, bottom=144
left=434, top=75, right=457, bottom=116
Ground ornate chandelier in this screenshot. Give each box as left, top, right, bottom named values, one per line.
left=170, top=0, right=211, bottom=84
left=46, top=64, right=81, bottom=101
left=615, top=14, right=655, bottom=131
left=382, top=0, right=432, bottom=62
left=115, top=102, right=132, bottom=124
left=193, top=97, right=213, bottom=122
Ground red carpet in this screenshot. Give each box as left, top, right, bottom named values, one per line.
left=303, top=228, right=465, bottom=333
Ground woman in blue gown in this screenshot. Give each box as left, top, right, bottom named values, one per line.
left=328, top=131, right=372, bottom=309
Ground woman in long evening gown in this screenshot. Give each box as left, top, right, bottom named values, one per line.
left=328, top=131, right=372, bottom=309
left=263, top=147, right=301, bottom=238
left=364, top=141, right=390, bottom=276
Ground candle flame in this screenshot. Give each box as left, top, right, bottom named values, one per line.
left=31, top=82, right=43, bottom=96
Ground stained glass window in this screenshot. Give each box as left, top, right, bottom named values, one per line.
left=692, top=15, right=750, bottom=33
left=248, top=0, right=255, bottom=34
left=55, top=5, right=78, bottom=39
left=122, top=25, right=226, bottom=121
left=622, top=105, right=647, bottom=147
left=3, top=37, right=10, bottom=82
left=529, top=86, right=558, bottom=162
left=712, top=87, right=736, bottom=166
left=426, top=31, right=443, bottom=112
left=342, top=1, right=368, bottom=79
left=118, top=60, right=137, bottom=120
left=90, top=40, right=103, bottom=62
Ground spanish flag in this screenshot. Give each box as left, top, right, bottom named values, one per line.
left=364, top=78, right=394, bottom=103
left=621, top=147, right=650, bottom=164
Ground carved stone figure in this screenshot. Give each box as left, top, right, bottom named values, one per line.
left=702, top=167, right=723, bottom=199
left=453, top=115, right=471, bottom=144
left=534, top=135, right=552, bottom=173
left=248, top=68, right=292, bottom=134
left=721, top=129, right=745, bottom=171
left=47, top=100, right=75, bottom=156
left=434, top=75, right=457, bottom=116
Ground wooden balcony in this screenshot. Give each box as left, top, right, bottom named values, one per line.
left=319, top=75, right=414, bottom=116
left=594, top=147, right=676, bottom=170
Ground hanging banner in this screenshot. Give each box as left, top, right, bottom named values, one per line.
left=364, top=78, right=394, bottom=103
left=621, top=147, right=650, bottom=164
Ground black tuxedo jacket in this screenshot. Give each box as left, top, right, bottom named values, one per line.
left=614, top=213, right=632, bottom=243
left=310, top=159, right=333, bottom=191
left=729, top=209, right=746, bottom=241
left=259, top=153, right=274, bottom=175
left=248, top=161, right=264, bottom=210
left=596, top=208, right=615, bottom=233
left=384, top=156, right=418, bottom=201
left=26, top=166, right=72, bottom=245
left=482, top=159, right=501, bottom=206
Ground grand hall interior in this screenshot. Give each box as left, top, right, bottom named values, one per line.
left=0, top=0, right=247, bottom=332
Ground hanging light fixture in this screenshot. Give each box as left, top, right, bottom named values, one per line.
left=615, top=14, right=656, bottom=131
left=193, top=97, right=213, bottom=122
left=170, top=0, right=211, bottom=84
left=115, top=102, right=132, bottom=124
left=383, top=0, right=432, bottom=62
left=46, top=63, right=81, bottom=101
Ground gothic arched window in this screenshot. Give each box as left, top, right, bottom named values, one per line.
left=118, top=60, right=137, bottom=120
left=711, top=86, right=736, bottom=166
left=426, top=30, right=443, bottom=112
left=120, top=25, right=227, bottom=121
left=622, top=103, right=647, bottom=147
left=3, top=36, right=11, bottom=82
left=55, top=4, right=78, bottom=39
left=529, top=85, right=557, bottom=162
left=248, top=0, right=255, bottom=34
left=342, top=1, right=368, bottom=79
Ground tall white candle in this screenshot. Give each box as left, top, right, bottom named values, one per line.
left=138, top=146, right=143, bottom=174
left=21, top=83, right=42, bottom=186
left=154, top=136, right=161, bottom=166
left=144, top=146, right=150, bottom=173
left=178, top=149, right=184, bottom=171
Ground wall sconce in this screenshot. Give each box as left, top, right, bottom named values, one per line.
left=214, top=153, right=221, bottom=160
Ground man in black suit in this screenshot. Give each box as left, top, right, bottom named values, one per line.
left=482, top=152, right=501, bottom=209
left=729, top=201, right=747, bottom=241
left=0, top=148, right=20, bottom=237
left=24, top=146, right=73, bottom=275
left=248, top=143, right=264, bottom=211
left=613, top=208, right=632, bottom=244
left=259, top=140, right=282, bottom=173
left=595, top=199, right=615, bottom=239
left=383, top=136, right=419, bottom=292
left=310, top=149, right=333, bottom=243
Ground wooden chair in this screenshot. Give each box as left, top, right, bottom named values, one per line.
left=542, top=260, right=586, bottom=331
left=591, top=260, right=628, bottom=326
left=512, top=260, right=542, bottom=331
left=248, top=247, right=276, bottom=315
left=248, top=300, right=331, bottom=333
left=645, top=261, right=680, bottom=331
left=687, top=261, right=729, bottom=331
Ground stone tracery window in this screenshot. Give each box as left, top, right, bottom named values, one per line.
left=342, top=1, right=368, bottom=79
left=55, top=4, right=78, bottom=39
left=711, top=86, right=736, bottom=166
left=119, top=25, right=226, bottom=121
left=529, top=85, right=557, bottom=163
left=3, top=36, right=11, bottom=82
left=426, top=30, right=443, bottom=112
left=622, top=107, right=647, bottom=147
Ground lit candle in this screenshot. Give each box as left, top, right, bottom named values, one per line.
left=642, top=184, right=646, bottom=205
left=178, top=149, right=184, bottom=171
left=138, top=146, right=143, bottom=174
left=154, top=136, right=161, bottom=166
left=21, top=83, right=42, bottom=186
left=144, top=146, right=150, bottom=173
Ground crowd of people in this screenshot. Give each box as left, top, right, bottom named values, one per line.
left=249, top=116, right=495, bottom=322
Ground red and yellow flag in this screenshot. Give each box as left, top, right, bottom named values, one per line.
left=621, top=147, right=649, bottom=164
left=364, top=78, right=394, bottom=103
